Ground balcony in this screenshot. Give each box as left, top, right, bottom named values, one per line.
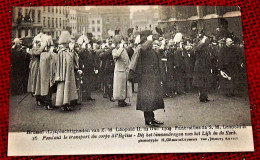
left=42, top=27, right=55, bottom=33
left=14, top=18, right=42, bottom=28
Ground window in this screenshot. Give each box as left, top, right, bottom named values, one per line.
left=56, top=7, right=58, bottom=13
left=38, top=10, right=41, bottom=23
left=43, top=6, right=46, bottom=12
left=92, top=20, right=95, bottom=24
left=97, top=27, right=100, bottom=32
left=202, top=6, right=216, bottom=16
left=60, top=18, right=62, bottom=28
left=32, top=28, right=36, bottom=36
left=43, top=17, right=46, bottom=27
left=18, top=29, right=21, bottom=38
left=52, top=18, right=54, bottom=27
left=52, top=7, right=54, bottom=12
left=31, top=10, right=35, bottom=22
left=25, top=28, right=28, bottom=36
left=48, top=7, right=50, bottom=12
left=92, top=27, right=95, bottom=32
left=56, top=18, right=58, bottom=28
left=48, top=17, right=50, bottom=28
left=97, top=20, right=100, bottom=24
left=18, top=8, right=22, bottom=14
left=25, top=9, right=28, bottom=16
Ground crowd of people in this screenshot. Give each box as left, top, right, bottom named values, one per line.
left=10, top=18, right=247, bottom=126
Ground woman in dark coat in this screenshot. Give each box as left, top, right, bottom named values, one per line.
left=129, top=39, right=165, bottom=127
left=192, top=38, right=213, bottom=102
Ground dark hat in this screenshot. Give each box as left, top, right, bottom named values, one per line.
left=87, top=33, right=93, bottom=40
left=128, top=28, right=134, bottom=36
left=140, top=30, right=152, bottom=44
left=155, top=27, right=163, bottom=35
left=191, top=21, right=198, bottom=30
left=140, top=30, right=152, bottom=39
left=115, top=29, right=120, bottom=35
left=219, top=18, right=228, bottom=29
left=128, top=38, right=134, bottom=44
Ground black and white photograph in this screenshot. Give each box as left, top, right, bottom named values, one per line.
left=8, top=6, right=254, bottom=156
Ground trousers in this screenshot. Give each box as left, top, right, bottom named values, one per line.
left=144, top=111, right=155, bottom=122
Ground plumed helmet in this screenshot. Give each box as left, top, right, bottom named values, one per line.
left=173, top=32, right=183, bottom=43
left=13, top=38, right=21, bottom=45
left=41, top=34, right=53, bottom=47
left=58, top=31, right=72, bottom=44
left=33, top=32, right=43, bottom=44
left=77, top=35, right=89, bottom=45
left=134, top=35, right=141, bottom=44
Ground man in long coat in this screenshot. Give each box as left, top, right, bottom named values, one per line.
left=183, top=42, right=194, bottom=93
left=55, top=31, right=78, bottom=111
left=129, top=34, right=165, bottom=127
left=112, top=41, right=132, bottom=107
left=174, top=44, right=186, bottom=95
left=165, top=45, right=175, bottom=97
left=218, top=38, right=243, bottom=97
left=10, top=38, right=28, bottom=95
left=27, top=33, right=44, bottom=106
left=34, top=35, right=57, bottom=109
left=99, top=44, right=115, bottom=102
left=192, top=37, right=213, bottom=102
left=78, top=42, right=96, bottom=102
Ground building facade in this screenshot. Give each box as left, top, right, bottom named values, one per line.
left=68, top=9, right=78, bottom=37
left=158, top=6, right=242, bottom=39
left=42, top=6, right=70, bottom=40
left=88, top=6, right=131, bottom=39
left=12, top=7, right=43, bottom=39
left=76, top=7, right=89, bottom=37
left=88, top=14, right=102, bottom=39
left=12, top=6, right=80, bottom=41
left=131, top=6, right=159, bottom=32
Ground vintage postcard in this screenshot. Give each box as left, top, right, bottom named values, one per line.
left=8, top=6, right=254, bottom=156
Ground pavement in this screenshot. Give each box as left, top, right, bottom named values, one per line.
left=9, top=90, right=251, bottom=132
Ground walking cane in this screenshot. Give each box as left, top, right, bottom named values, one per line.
left=17, top=93, right=30, bottom=104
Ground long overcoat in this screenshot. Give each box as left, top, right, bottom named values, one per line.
left=55, top=47, right=78, bottom=106
left=27, top=45, right=44, bottom=93
left=112, top=47, right=132, bottom=100
left=11, top=45, right=29, bottom=95
left=130, top=41, right=165, bottom=112
left=218, top=45, right=243, bottom=90
left=192, top=43, right=213, bottom=88
left=35, top=50, right=57, bottom=96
